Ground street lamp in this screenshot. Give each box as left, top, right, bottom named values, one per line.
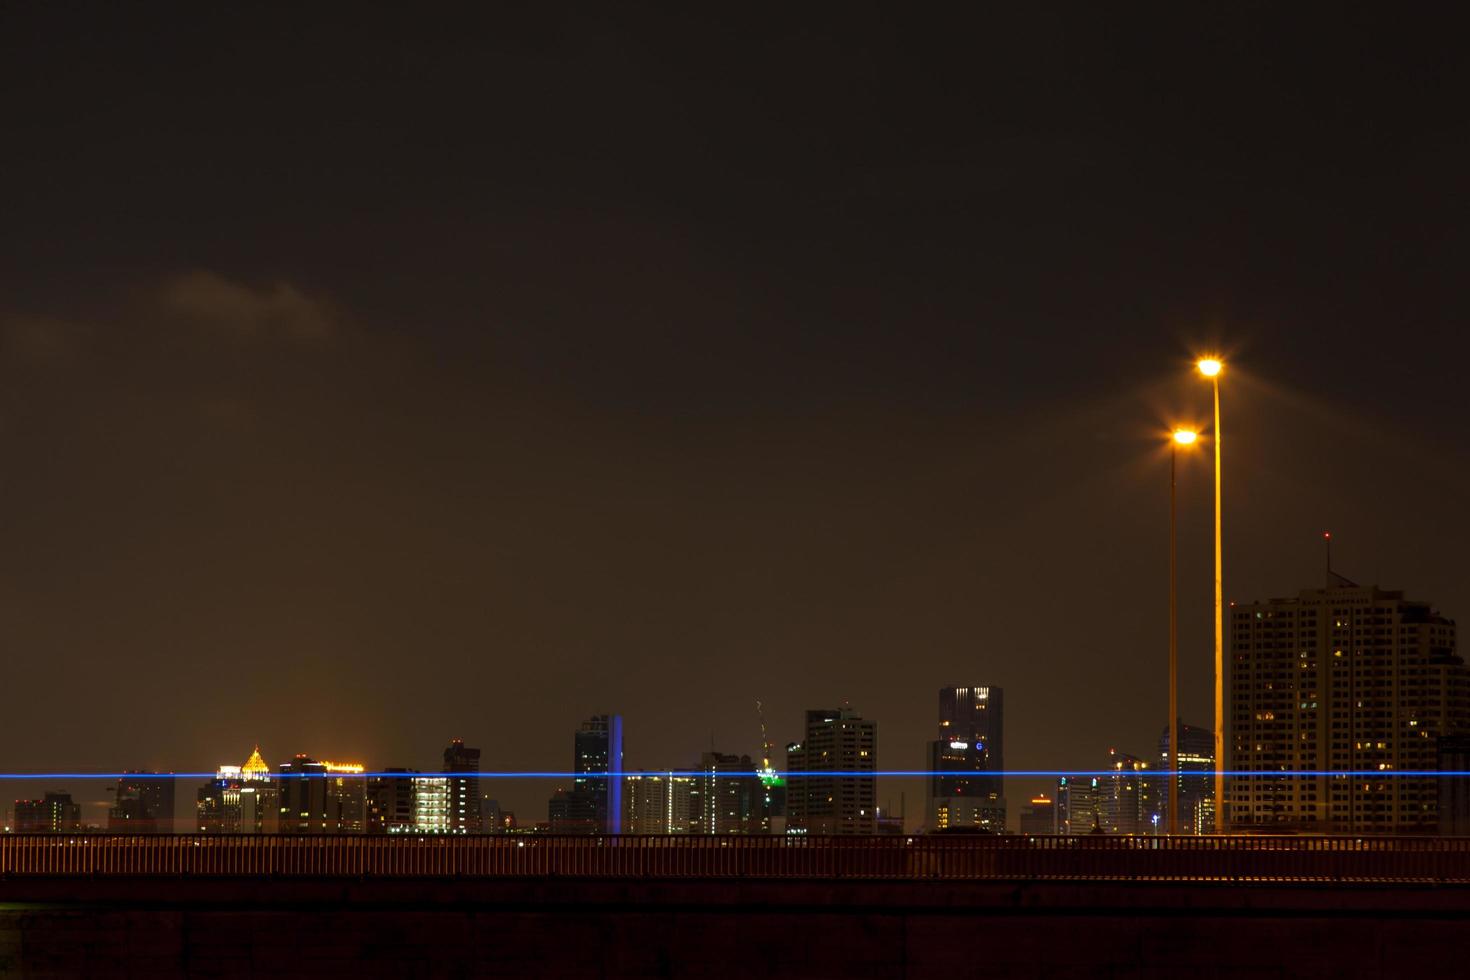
left=1169, top=428, right=1198, bottom=836
left=1196, top=357, right=1224, bottom=833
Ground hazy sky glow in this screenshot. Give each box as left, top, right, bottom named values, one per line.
left=2, top=5, right=1467, bottom=826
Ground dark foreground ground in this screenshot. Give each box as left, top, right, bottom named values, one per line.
left=2, top=875, right=1467, bottom=979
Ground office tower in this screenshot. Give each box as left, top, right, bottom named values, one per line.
left=197, top=767, right=242, bottom=833
left=413, top=776, right=451, bottom=833
left=624, top=771, right=697, bottom=834
left=108, top=772, right=176, bottom=833
left=278, top=755, right=329, bottom=833
left=549, top=714, right=625, bottom=834
left=443, top=738, right=482, bottom=834
left=1019, top=795, right=1056, bottom=835
left=367, top=769, right=418, bottom=834
left=574, top=714, right=624, bottom=834
left=926, top=686, right=1005, bottom=832
left=324, top=762, right=367, bottom=833
left=1229, top=576, right=1470, bottom=833
left=481, top=797, right=503, bottom=834
left=1158, top=722, right=1215, bottom=835
left=1097, top=749, right=1159, bottom=835
left=785, top=706, right=877, bottom=835
left=691, top=752, right=767, bottom=834
left=1055, top=776, right=1101, bottom=834
left=237, top=747, right=278, bottom=834
left=14, top=792, right=82, bottom=833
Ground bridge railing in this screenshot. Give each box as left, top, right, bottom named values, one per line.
left=2, top=833, right=1468, bottom=880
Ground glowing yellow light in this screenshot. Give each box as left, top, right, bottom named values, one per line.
left=1172, top=429, right=1198, bottom=445
left=321, top=762, right=365, bottom=774
left=1197, top=358, right=1223, bottom=377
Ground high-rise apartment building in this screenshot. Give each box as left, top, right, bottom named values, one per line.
left=14, top=792, right=82, bottom=833
left=785, top=707, right=877, bottom=835
left=367, top=769, right=418, bottom=834
left=692, top=752, right=767, bottom=834
left=624, top=771, right=696, bottom=834
left=1158, top=722, right=1215, bottom=835
left=1229, top=577, right=1469, bottom=833
left=108, top=772, right=176, bottom=833
left=413, top=776, right=451, bottom=833
left=926, top=686, right=1005, bottom=831
left=443, top=738, right=482, bottom=834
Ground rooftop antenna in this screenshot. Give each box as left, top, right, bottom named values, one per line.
left=755, top=700, right=772, bottom=771
left=1324, top=531, right=1332, bottom=587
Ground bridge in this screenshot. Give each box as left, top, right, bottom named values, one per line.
left=3, top=835, right=1469, bottom=977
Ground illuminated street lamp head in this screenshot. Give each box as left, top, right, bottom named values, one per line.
left=1197, top=358, right=1223, bottom=377
left=1172, top=429, right=1198, bottom=446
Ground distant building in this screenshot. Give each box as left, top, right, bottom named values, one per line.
left=1229, top=577, right=1470, bottom=834
left=1019, top=795, right=1055, bottom=835
left=443, top=738, right=482, bottom=834
left=413, top=776, right=451, bottom=833
left=786, top=706, right=877, bottom=835
left=926, top=686, right=1005, bottom=832
left=1098, top=749, right=1159, bottom=835
left=15, top=792, right=81, bottom=834
left=367, top=769, right=418, bottom=834
left=692, top=752, right=767, bottom=834
left=108, top=772, right=175, bottom=834
left=1158, top=722, right=1214, bottom=835
left=1056, top=776, right=1101, bottom=834
left=278, top=756, right=331, bottom=833
left=624, top=771, right=696, bottom=834
left=550, top=714, right=624, bottom=834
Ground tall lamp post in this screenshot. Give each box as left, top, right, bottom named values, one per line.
left=1197, top=357, right=1224, bottom=832
left=1169, top=428, right=1198, bottom=836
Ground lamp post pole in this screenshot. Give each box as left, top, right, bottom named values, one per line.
left=1197, top=359, right=1224, bottom=834
left=1169, top=440, right=1180, bottom=837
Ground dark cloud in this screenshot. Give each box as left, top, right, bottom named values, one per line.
left=160, top=271, right=336, bottom=344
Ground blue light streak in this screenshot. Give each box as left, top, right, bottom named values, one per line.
left=0, top=770, right=1465, bottom=779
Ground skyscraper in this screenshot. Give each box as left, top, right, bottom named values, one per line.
left=1097, top=749, right=1159, bottom=835
left=1228, top=577, right=1469, bottom=834
left=692, top=752, right=768, bottom=834
left=443, top=738, right=482, bottom=834
left=108, top=773, right=176, bottom=833
left=278, top=755, right=329, bottom=834
left=926, top=686, right=1005, bottom=832
left=552, top=714, right=624, bottom=834
left=1158, top=722, right=1215, bottom=835
left=785, top=706, right=877, bottom=835
left=624, top=771, right=697, bottom=834
left=1055, top=775, right=1101, bottom=834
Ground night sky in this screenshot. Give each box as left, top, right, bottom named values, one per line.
left=2, top=5, right=1467, bottom=827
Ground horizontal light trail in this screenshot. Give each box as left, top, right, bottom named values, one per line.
left=0, top=770, right=1464, bottom=780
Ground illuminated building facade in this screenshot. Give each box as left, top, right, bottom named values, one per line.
left=443, top=738, right=482, bottom=834
left=1019, top=795, right=1055, bottom=835
left=1055, top=776, right=1100, bottom=834
left=367, top=769, right=418, bottom=834
left=1097, top=749, right=1159, bottom=835
left=691, top=752, right=768, bottom=834
left=14, top=793, right=81, bottom=833
left=108, top=772, right=176, bottom=834
left=1228, top=579, right=1470, bottom=834
left=624, top=771, right=696, bottom=834
left=574, top=714, right=624, bottom=834
left=412, top=776, right=451, bottom=833
left=785, top=707, right=877, bottom=835
left=1158, top=722, right=1215, bottom=835
left=926, top=686, right=1005, bottom=832
left=278, top=756, right=364, bottom=833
